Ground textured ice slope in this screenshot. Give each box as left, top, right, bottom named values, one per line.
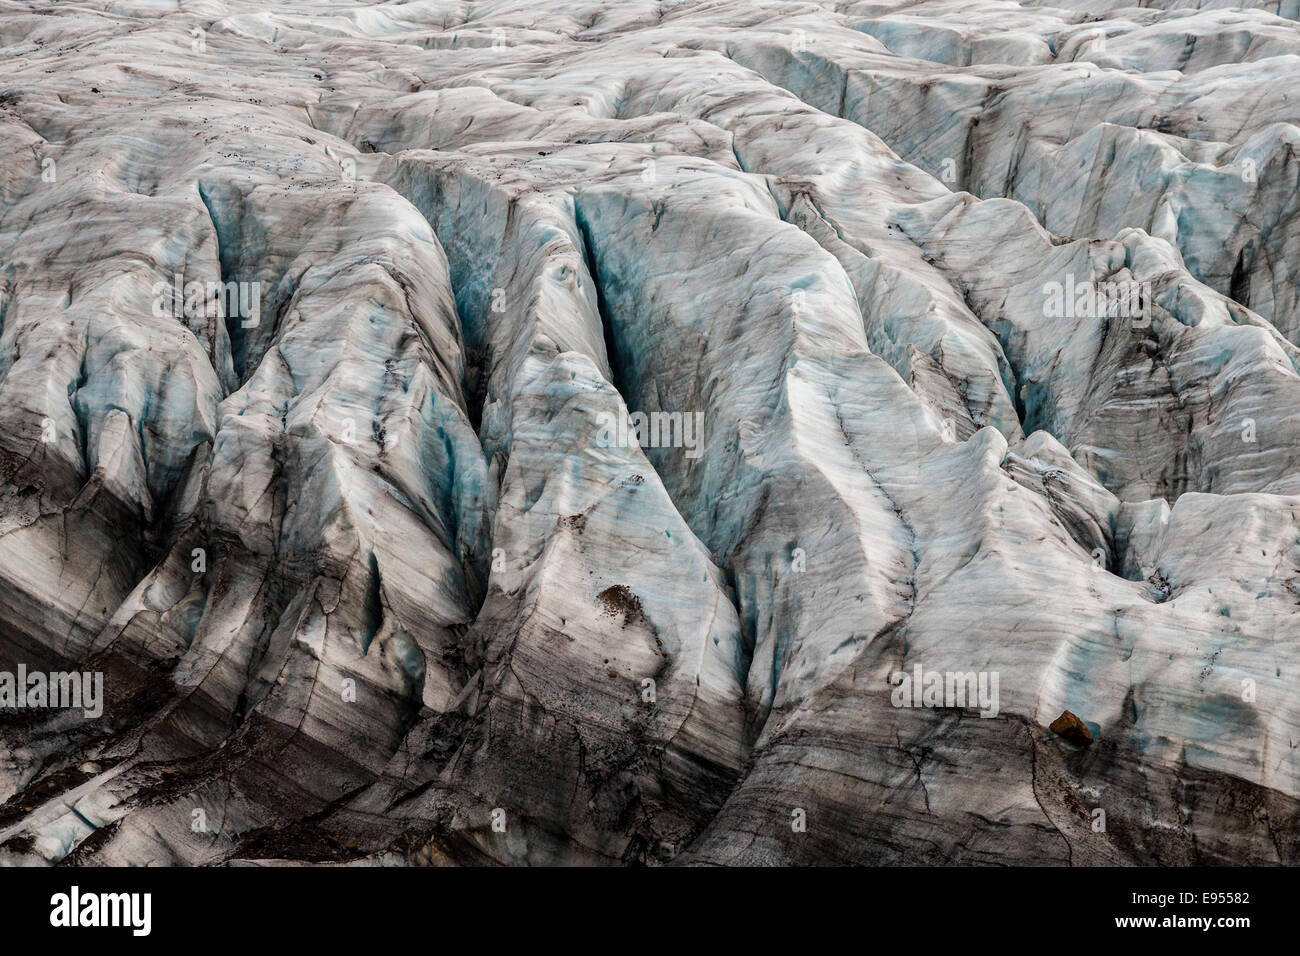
left=0, top=0, right=1297, bottom=865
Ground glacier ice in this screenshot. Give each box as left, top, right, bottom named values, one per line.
left=0, top=0, right=1297, bottom=866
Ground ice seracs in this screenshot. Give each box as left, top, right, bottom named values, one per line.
left=0, top=0, right=1297, bottom=866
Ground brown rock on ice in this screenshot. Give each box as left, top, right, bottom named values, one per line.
left=1050, top=710, right=1095, bottom=745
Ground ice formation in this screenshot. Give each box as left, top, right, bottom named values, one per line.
left=0, top=0, right=1297, bottom=865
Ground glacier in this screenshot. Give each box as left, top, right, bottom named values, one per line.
left=0, top=0, right=1296, bottom=866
